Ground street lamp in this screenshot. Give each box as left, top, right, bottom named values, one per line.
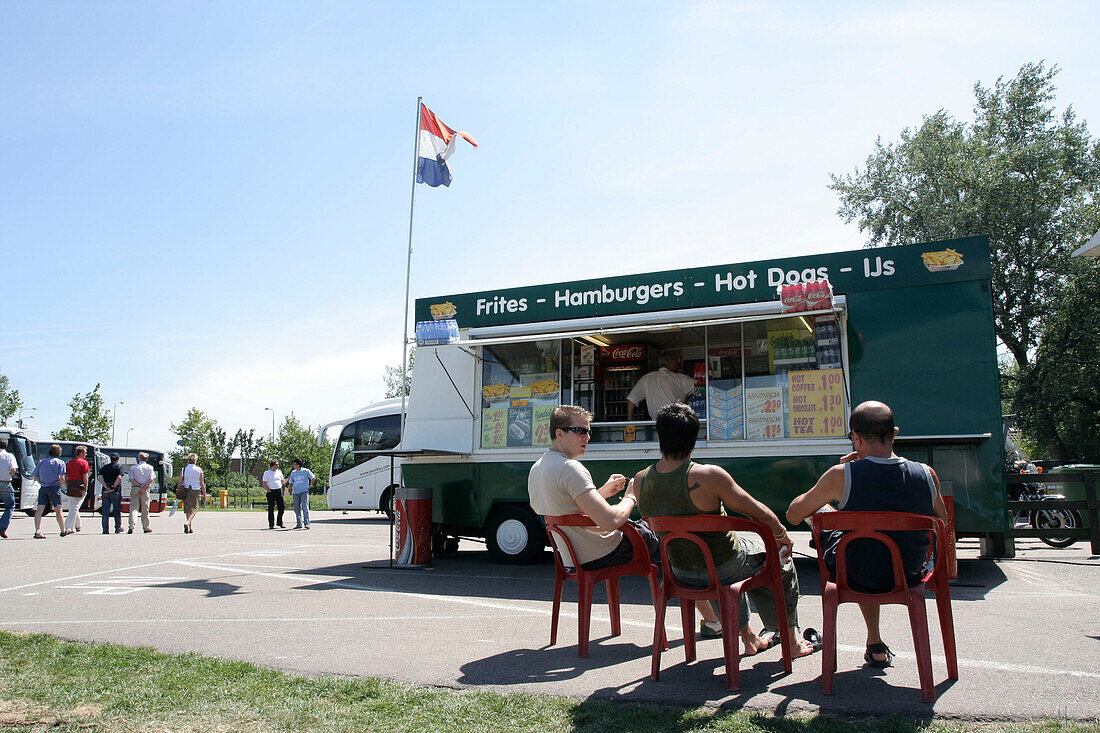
left=264, top=407, right=275, bottom=442
left=16, top=406, right=37, bottom=429
left=111, top=401, right=124, bottom=446
left=126, top=427, right=134, bottom=447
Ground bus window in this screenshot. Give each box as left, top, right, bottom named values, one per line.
left=13, top=436, right=36, bottom=475
left=332, top=415, right=401, bottom=476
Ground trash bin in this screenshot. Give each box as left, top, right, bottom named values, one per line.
left=395, top=487, right=432, bottom=568
left=219, top=489, right=228, bottom=508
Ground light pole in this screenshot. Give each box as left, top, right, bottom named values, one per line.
left=126, top=427, right=134, bottom=447
left=16, top=406, right=37, bottom=429
left=264, top=407, right=275, bottom=442
left=111, top=401, right=124, bottom=446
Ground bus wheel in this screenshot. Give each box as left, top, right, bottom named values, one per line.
left=485, top=505, right=544, bottom=565
left=381, top=487, right=395, bottom=522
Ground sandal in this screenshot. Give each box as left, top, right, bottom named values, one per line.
left=700, top=621, right=722, bottom=639
left=803, top=628, right=823, bottom=652
left=34, top=532, right=46, bottom=539
left=864, top=642, right=895, bottom=668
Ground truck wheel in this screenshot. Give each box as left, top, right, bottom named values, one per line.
left=485, top=505, right=544, bottom=564
left=381, top=487, right=395, bottom=522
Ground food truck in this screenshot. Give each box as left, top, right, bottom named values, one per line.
left=399, top=236, right=1005, bottom=563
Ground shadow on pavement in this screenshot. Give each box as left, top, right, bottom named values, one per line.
left=155, top=578, right=243, bottom=598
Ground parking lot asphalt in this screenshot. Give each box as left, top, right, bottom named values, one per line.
left=1, top=509, right=1097, bottom=720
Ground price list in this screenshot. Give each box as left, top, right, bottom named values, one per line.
left=787, top=368, right=845, bottom=437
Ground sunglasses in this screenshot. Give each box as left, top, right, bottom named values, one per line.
left=563, top=426, right=591, bottom=436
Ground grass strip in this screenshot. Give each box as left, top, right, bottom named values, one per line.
left=0, top=631, right=1096, bottom=732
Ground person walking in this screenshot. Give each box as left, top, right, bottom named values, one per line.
left=0, top=438, right=18, bottom=539
left=287, top=459, right=316, bottom=529
left=178, top=453, right=206, bottom=534
left=98, top=452, right=124, bottom=534
left=32, top=444, right=68, bottom=538
left=262, top=460, right=286, bottom=529
left=63, top=445, right=91, bottom=533
left=127, top=451, right=154, bottom=534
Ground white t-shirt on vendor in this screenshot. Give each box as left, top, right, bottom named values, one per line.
left=627, top=367, right=696, bottom=415
left=528, top=449, right=620, bottom=567
left=262, top=469, right=285, bottom=491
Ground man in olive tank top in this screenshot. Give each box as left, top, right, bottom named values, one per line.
left=787, top=400, right=948, bottom=668
left=635, top=403, right=817, bottom=658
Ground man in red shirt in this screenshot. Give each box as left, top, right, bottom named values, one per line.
left=63, top=446, right=91, bottom=534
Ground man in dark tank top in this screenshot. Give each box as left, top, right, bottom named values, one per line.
left=787, top=400, right=948, bottom=668
left=635, top=403, right=818, bottom=658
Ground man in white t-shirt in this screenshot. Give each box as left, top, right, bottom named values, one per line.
left=127, top=452, right=155, bottom=534
left=262, top=460, right=286, bottom=529
left=0, top=438, right=18, bottom=539
left=528, top=405, right=658, bottom=570
left=626, top=352, right=697, bottom=421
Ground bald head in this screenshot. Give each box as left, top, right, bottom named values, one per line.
left=849, top=400, right=896, bottom=445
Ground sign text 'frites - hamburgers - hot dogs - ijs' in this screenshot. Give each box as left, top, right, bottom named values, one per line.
left=416, top=237, right=987, bottom=329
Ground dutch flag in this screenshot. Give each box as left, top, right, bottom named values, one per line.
left=417, top=103, right=478, bottom=188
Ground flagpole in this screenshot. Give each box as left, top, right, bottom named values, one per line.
left=400, top=96, right=422, bottom=442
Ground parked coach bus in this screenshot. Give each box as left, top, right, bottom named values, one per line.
left=320, top=398, right=403, bottom=519
left=383, top=236, right=1006, bottom=563
left=0, top=426, right=39, bottom=514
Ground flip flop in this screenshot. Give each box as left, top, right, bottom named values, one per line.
left=33, top=532, right=46, bottom=539
left=756, top=631, right=783, bottom=651
left=864, top=642, right=894, bottom=668
left=803, top=627, right=823, bottom=652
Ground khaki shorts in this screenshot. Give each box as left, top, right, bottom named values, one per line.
left=179, top=487, right=201, bottom=514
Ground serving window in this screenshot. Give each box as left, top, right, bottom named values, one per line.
left=473, top=309, right=847, bottom=448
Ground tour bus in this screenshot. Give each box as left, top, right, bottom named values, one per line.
left=320, top=398, right=403, bottom=519
left=0, top=426, right=39, bottom=513
left=389, top=236, right=1006, bottom=563
left=100, top=447, right=173, bottom=513
left=33, top=440, right=111, bottom=512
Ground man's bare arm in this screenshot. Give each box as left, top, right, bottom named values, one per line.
left=786, top=465, right=845, bottom=525
left=574, top=486, right=636, bottom=532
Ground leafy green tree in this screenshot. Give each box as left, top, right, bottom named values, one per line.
left=384, top=347, right=415, bottom=399
left=169, top=408, right=219, bottom=473
left=54, top=383, right=111, bottom=444
left=234, top=428, right=266, bottom=477
left=208, top=425, right=235, bottom=489
left=831, top=61, right=1100, bottom=370
left=269, top=413, right=333, bottom=488
left=1014, top=262, right=1100, bottom=461
left=0, top=371, right=23, bottom=424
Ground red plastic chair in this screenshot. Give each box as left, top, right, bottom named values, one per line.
left=645, top=515, right=794, bottom=691
left=808, top=511, right=959, bottom=703
left=544, top=514, right=663, bottom=658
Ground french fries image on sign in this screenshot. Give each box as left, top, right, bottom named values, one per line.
left=482, top=383, right=509, bottom=401
left=921, top=248, right=964, bottom=272
left=430, top=301, right=457, bottom=320
left=528, top=379, right=559, bottom=396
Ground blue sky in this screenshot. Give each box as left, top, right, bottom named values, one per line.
left=3, top=1, right=1098, bottom=451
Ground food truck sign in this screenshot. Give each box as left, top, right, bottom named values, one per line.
left=415, top=236, right=989, bottom=329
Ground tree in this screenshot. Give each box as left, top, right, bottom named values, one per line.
left=234, top=428, right=266, bottom=477
left=0, top=371, right=22, bottom=425
left=384, top=347, right=415, bottom=399
left=54, top=383, right=111, bottom=444
left=169, top=408, right=219, bottom=472
left=1014, top=261, right=1100, bottom=461
left=269, top=413, right=333, bottom=488
left=831, top=61, right=1100, bottom=370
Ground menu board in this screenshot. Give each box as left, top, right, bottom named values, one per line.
left=506, top=406, right=533, bottom=447
left=745, top=386, right=784, bottom=439
left=787, top=368, right=845, bottom=437
left=533, top=406, right=555, bottom=446
left=481, top=408, right=508, bottom=448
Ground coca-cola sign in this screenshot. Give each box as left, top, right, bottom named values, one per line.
left=599, top=345, right=646, bottom=363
